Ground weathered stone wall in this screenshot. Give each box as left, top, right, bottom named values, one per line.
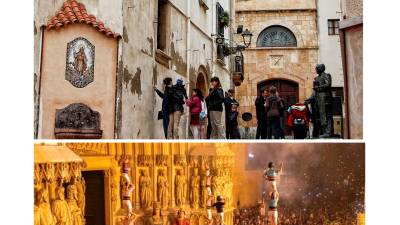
left=118, top=0, right=232, bottom=139
left=236, top=0, right=316, bottom=11
left=343, top=25, right=363, bottom=139
left=343, top=0, right=363, bottom=19
left=234, top=8, right=318, bottom=129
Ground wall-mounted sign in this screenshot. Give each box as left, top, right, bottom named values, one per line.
left=65, top=37, right=95, bottom=88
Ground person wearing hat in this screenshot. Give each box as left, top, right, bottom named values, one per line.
left=167, top=78, right=188, bottom=139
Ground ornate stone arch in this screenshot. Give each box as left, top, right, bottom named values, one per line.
left=255, top=21, right=305, bottom=47
left=257, top=25, right=297, bottom=47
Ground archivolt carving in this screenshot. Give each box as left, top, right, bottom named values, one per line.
left=34, top=162, right=85, bottom=225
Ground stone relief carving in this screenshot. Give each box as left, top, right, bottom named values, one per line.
left=34, top=161, right=85, bottom=225
left=175, top=169, right=186, bottom=207
left=139, top=169, right=152, bottom=209
left=157, top=169, right=169, bottom=208
left=65, top=37, right=95, bottom=88
left=54, top=103, right=103, bottom=139
left=190, top=168, right=200, bottom=209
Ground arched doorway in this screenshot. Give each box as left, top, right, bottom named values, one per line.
left=196, top=66, right=209, bottom=97
left=257, top=79, right=299, bottom=136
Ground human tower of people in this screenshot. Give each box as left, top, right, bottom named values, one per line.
left=263, top=162, right=283, bottom=225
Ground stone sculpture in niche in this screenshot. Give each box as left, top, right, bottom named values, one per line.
left=65, top=37, right=95, bottom=88
left=54, top=103, right=103, bottom=139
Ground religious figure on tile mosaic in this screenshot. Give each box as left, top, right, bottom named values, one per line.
left=65, top=37, right=95, bottom=88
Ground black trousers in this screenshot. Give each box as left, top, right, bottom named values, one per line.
left=256, top=119, right=267, bottom=139
left=293, top=124, right=307, bottom=139
left=267, top=117, right=281, bottom=139
left=227, top=125, right=241, bottom=139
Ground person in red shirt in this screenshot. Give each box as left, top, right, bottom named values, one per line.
left=186, top=89, right=204, bottom=139
left=175, top=209, right=190, bottom=225
left=287, top=103, right=310, bottom=139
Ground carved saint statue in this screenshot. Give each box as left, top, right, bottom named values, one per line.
left=175, top=169, right=186, bottom=206
left=75, top=178, right=86, bottom=218
left=36, top=188, right=56, bottom=225
left=74, top=47, right=87, bottom=75
left=190, top=168, right=200, bottom=209
left=139, top=169, right=152, bottom=209
left=52, top=186, right=72, bottom=225
left=200, top=169, right=208, bottom=208
left=66, top=185, right=83, bottom=225
left=157, top=169, right=169, bottom=208
left=313, top=64, right=334, bottom=138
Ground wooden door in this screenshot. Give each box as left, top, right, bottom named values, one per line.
left=82, top=170, right=106, bottom=225
left=257, top=79, right=299, bottom=135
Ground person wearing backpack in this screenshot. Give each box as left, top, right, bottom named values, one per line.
left=265, top=86, right=284, bottom=139
left=185, top=89, right=204, bottom=139
left=166, top=78, right=188, bottom=139
left=287, top=102, right=310, bottom=139
left=205, top=76, right=225, bottom=139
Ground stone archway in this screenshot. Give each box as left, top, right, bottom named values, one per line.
left=257, top=78, right=299, bottom=106
left=196, top=66, right=209, bottom=97
left=258, top=78, right=300, bottom=135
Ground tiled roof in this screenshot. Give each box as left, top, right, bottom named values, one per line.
left=46, top=0, right=120, bottom=38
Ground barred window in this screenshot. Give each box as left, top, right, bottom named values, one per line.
left=328, top=19, right=340, bottom=35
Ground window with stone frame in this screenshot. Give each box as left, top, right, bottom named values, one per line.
left=328, top=19, right=340, bottom=35
left=157, top=0, right=168, bottom=51
left=256, top=25, right=297, bottom=47
left=216, top=2, right=224, bottom=37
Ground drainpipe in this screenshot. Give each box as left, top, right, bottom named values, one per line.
left=185, top=0, right=191, bottom=139
left=35, top=26, right=45, bottom=139
left=229, top=0, right=235, bottom=90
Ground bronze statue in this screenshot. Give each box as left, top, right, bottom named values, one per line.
left=313, top=64, right=334, bottom=138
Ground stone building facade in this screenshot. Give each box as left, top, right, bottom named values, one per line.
left=34, top=143, right=237, bottom=225
left=34, top=0, right=235, bottom=139
left=339, top=0, right=363, bottom=139
left=234, top=0, right=319, bottom=136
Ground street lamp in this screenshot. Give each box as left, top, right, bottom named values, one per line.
left=241, top=28, right=253, bottom=48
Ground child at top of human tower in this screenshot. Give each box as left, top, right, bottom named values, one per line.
left=264, top=162, right=283, bottom=195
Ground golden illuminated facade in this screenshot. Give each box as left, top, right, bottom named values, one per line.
left=34, top=143, right=236, bottom=225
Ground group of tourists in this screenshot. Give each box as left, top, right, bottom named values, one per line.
left=255, top=86, right=312, bottom=139
left=154, top=76, right=240, bottom=139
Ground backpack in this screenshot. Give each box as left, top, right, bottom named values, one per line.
left=172, top=87, right=185, bottom=105
left=267, top=98, right=283, bottom=117
left=200, top=100, right=208, bottom=120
